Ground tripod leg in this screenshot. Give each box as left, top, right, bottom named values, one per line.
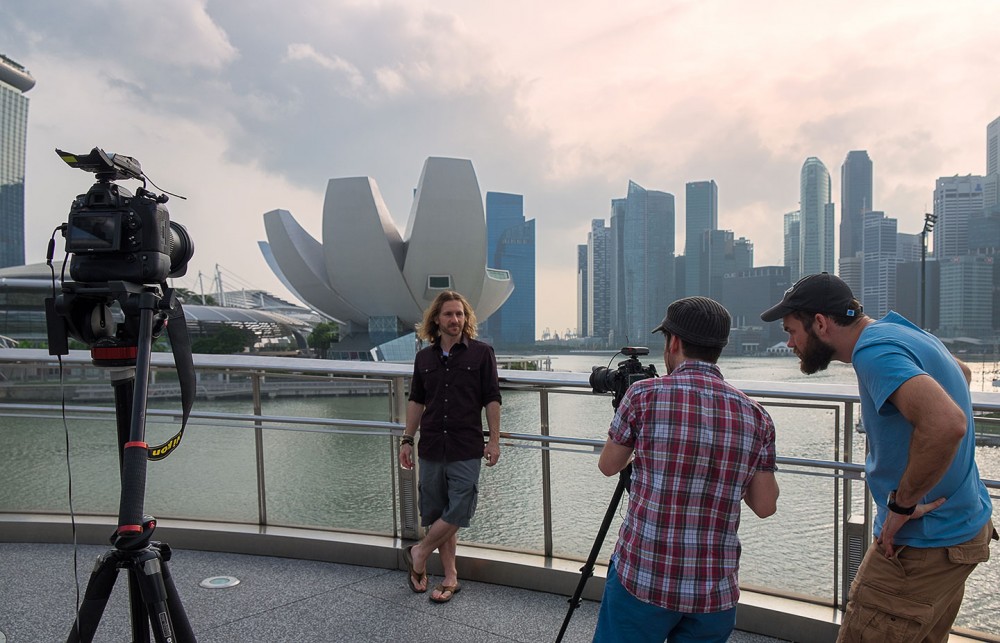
left=128, top=568, right=152, bottom=643
left=67, top=551, right=122, bottom=643
left=160, top=554, right=196, bottom=642
left=130, top=548, right=181, bottom=643
left=555, top=467, right=630, bottom=643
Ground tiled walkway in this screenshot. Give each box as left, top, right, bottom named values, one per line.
left=0, top=542, right=784, bottom=642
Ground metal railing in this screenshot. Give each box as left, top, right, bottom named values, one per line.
left=1, top=348, right=999, bottom=638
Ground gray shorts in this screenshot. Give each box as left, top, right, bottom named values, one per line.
left=418, top=457, right=481, bottom=528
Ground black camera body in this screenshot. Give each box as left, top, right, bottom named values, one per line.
left=66, top=181, right=175, bottom=284
left=57, top=147, right=192, bottom=285
left=590, top=346, right=659, bottom=408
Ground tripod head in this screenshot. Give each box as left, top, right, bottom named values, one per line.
left=46, top=280, right=174, bottom=364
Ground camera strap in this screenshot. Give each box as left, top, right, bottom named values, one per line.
left=146, top=297, right=195, bottom=461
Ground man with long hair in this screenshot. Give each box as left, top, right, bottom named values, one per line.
left=399, top=290, right=501, bottom=603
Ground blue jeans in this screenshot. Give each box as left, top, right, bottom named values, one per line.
left=593, top=558, right=737, bottom=643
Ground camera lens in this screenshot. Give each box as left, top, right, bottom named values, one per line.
left=589, top=366, right=619, bottom=394
left=167, top=222, right=195, bottom=278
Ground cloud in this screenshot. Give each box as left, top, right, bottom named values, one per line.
left=283, top=43, right=367, bottom=96
left=3, top=0, right=1000, bottom=336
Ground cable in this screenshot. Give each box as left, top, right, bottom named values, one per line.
left=60, top=354, right=81, bottom=625
left=47, top=226, right=82, bottom=621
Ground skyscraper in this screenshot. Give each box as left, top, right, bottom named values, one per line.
left=969, top=209, right=1000, bottom=253
left=701, top=229, right=752, bottom=302
left=722, top=266, right=791, bottom=346
left=620, top=181, right=675, bottom=343
left=839, top=151, right=873, bottom=296
left=987, top=116, right=1000, bottom=208
left=939, top=254, right=993, bottom=338
left=783, top=210, right=801, bottom=282
left=684, top=180, right=718, bottom=297
left=988, top=115, right=999, bottom=177
left=933, top=175, right=985, bottom=260
left=861, top=211, right=897, bottom=320
left=0, top=54, right=35, bottom=269
left=577, top=244, right=588, bottom=338
left=485, top=192, right=535, bottom=346
left=840, top=151, right=873, bottom=259
left=897, top=232, right=922, bottom=263
left=608, top=198, right=627, bottom=344
left=587, top=219, right=611, bottom=342
left=800, top=157, right=835, bottom=276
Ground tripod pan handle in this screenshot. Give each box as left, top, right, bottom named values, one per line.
left=118, top=440, right=149, bottom=534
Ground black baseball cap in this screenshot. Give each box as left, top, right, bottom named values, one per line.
left=651, top=296, right=731, bottom=347
left=760, top=272, right=861, bottom=322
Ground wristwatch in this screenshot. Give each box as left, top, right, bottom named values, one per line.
left=887, top=489, right=916, bottom=515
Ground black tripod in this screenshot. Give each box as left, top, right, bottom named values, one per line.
left=555, top=463, right=631, bottom=643
left=60, top=287, right=196, bottom=643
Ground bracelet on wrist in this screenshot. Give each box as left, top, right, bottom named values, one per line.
left=400, top=435, right=414, bottom=447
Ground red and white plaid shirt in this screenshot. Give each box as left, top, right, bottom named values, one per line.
left=608, top=360, right=777, bottom=613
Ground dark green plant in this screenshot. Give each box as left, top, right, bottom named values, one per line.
left=308, top=321, right=340, bottom=355
left=191, top=325, right=257, bottom=354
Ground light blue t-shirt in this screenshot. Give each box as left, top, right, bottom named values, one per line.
left=853, top=311, right=992, bottom=547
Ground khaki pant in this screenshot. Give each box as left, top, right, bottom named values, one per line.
left=837, top=520, right=996, bottom=643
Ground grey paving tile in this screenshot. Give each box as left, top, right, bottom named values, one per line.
left=0, top=542, right=782, bottom=643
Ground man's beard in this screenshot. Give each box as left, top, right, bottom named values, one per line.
left=797, top=329, right=836, bottom=375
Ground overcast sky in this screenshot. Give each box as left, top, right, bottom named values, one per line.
left=3, top=0, right=998, bottom=337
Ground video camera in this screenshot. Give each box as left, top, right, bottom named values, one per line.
left=45, top=147, right=200, bottom=640
left=589, top=346, right=658, bottom=408
left=57, top=147, right=193, bottom=284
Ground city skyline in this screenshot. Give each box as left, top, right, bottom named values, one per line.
left=2, top=1, right=999, bottom=336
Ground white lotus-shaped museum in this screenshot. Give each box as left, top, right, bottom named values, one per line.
left=259, top=157, right=514, bottom=334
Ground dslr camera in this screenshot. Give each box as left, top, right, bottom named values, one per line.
left=590, top=346, right=658, bottom=408
left=57, top=147, right=193, bottom=284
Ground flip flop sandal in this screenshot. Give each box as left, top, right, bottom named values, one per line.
left=403, top=545, right=427, bottom=593
left=430, top=582, right=462, bottom=603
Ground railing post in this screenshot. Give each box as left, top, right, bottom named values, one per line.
left=834, top=404, right=841, bottom=610
left=540, top=389, right=553, bottom=558
left=393, top=375, right=422, bottom=541
left=840, top=400, right=870, bottom=610
left=252, top=371, right=268, bottom=527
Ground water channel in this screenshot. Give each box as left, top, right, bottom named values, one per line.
left=1, top=353, right=998, bottom=634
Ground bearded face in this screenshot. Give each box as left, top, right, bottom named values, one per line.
left=797, top=325, right=836, bottom=374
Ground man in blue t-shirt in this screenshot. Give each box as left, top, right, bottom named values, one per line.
left=762, top=272, right=996, bottom=643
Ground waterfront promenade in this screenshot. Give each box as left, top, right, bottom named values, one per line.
left=0, top=541, right=780, bottom=642
left=2, top=350, right=999, bottom=641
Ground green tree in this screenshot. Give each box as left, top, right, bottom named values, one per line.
left=191, top=325, right=256, bottom=354
left=308, top=322, right=340, bottom=356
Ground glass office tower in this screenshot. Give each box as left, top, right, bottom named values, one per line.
left=840, top=151, right=873, bottom=260
left=684, top=180, right=718, bottom=297
left=861, top=211, right=897, bottom=320
left=933, top=175, right=985, bottom=260
left=0, top=54, right=35, bottom=269
left=587, top=219, right=611, bottom=342
left=783, top=210, right=801, bottom=282
left=485, top=191, right=535, bottom=347
left=621, top=181, right=674, bottom=343
left=799, top=157, right=835, bottom=277
left=839, top=151, right=873, bottom=296
left=986, top=115, right=999, bottom=208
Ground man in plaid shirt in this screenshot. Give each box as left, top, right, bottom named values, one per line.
left=593, top=297, right=779, bottom=643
